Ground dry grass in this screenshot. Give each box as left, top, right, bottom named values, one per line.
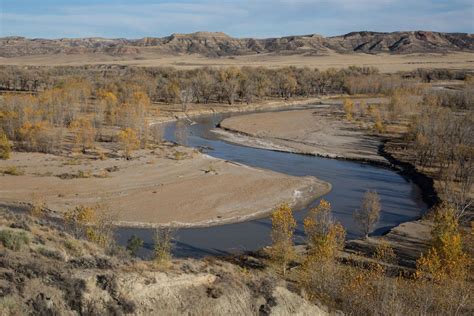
left=1, top=52, right=473, bottom=73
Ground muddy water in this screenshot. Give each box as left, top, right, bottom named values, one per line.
left=117, top=107, right=426, bottom=257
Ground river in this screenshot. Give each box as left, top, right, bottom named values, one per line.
left=117, top=106, right=426, bottom=257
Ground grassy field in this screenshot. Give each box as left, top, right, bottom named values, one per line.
left=1, top=51, right=473, bottom=73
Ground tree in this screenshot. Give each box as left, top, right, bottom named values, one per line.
left=354, top=190, right=381, bottom=239
left=126, top=235, right=144, bottom=257
left=304, top=199, right=345, bottom=262
left=163, top=79, right=181, bottom=103
left=416, top=203, right=469, bottom=282
left=98, top=91, right=119, bottom=125
left=269, top=203, right=297, bottom=275
left=63, top=204, right=115, bottom=249
left=0, top=129, right=11, bottom=159
left=180, top=84, right=194, bottom=113
left=218, top=67, right=241, bottom=105
left=117, top=128, right=140, bottom=159
left=275, top=70, right=297, bottom=99
left=70, top=118, right=95, bottom=153
left=343, top=98, right=354, bottom=121
left=192, top=69, right=215, bottom=104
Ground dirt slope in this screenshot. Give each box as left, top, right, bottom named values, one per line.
left=0, top=210, right=329, bottom=315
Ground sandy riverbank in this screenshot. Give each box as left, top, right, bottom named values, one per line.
left=217, top=106, right=388, bottom=165
left=0, top=144, right=330, bottom=228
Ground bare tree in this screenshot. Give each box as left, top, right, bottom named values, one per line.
left=354, top=190, right=381, bottom=239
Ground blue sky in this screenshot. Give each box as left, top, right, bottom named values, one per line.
left=1, top=0, right=473, bottom=38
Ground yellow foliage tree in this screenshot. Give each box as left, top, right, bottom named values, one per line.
left=300, top=200, right=346, bottom=301
left=343, top=98, right=354, bottom=121
left=304, top=199, right=345, bottom=262
left=416, top=203, right=470, bottom=282
left=99, top=91, right=119, bottom=125
left=69, top=118, right=95, bottom=153
left=269, top=203, right=297, bottom=276
left=118, top=128, right=140, bottom=159
left=18, top=120, right=52, bottom=152
left=0, top=128, right=11, bottom=159
left=63, top=205, right=114, bottom=248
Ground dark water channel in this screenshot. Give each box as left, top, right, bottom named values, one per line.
left=117, top=107, right=426, bottom=258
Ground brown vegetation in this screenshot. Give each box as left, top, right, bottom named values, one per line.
left=267, top=198, right=472, bottom=315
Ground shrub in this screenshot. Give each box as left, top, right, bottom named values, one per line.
left=153, top=227, right=174, bottom=266
left=126, top=235, right=144, bottom=257
left=37, top=246, right=64, bottom=260
left=0, top=229, right=30, bottom=250
left=0, top=166, right=24, bottom=176
left=0, top=297, right=28, bottom=316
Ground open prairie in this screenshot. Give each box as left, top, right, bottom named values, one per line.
left=1, top=51, right=473, bottom=73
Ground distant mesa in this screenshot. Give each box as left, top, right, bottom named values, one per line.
left=0, top=31, right=472, bottom=58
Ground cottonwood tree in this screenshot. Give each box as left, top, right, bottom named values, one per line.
left=343, top=98, right=354, bottom=121
left=98, top=91, right=119, bottom=125
left=69, top=118, right=95, bottom=154
left=416, top=203, right=469, bottom=282
left=63, top=204, right=115, bottom=250
left=18, top=121, right=56, bottom=153
left=354, top=190, right=381, bottom=239
left=192, top=68, right=214, bottom=104
left=301, top=200, right=346, bottom=299
left=275, top=69, right=297, bottom=99
left=0, top=129, right=11, bottom=159
left=218, top=67, right=241, bottom=104
left=180, top=83, right=194, bottom=113
left=304, top=199, right=345, bottom=262
left=117, top=128, right=140, bottom=159
left=269, top=203, right=297, bottom=276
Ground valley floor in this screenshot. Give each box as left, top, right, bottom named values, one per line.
left=1, top=51, right=473, bottom=73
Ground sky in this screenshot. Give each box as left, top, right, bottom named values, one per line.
left=1, top=0, right=473, bottom=39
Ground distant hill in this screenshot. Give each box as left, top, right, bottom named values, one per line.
left=1, top=31, right=473, bottom=58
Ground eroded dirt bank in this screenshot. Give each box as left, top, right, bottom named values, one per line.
left=0, top=144, right=330, bottom=228
left=217, top=106, right=388, bottom=165
left=0, top=210, right=329, bottom=315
